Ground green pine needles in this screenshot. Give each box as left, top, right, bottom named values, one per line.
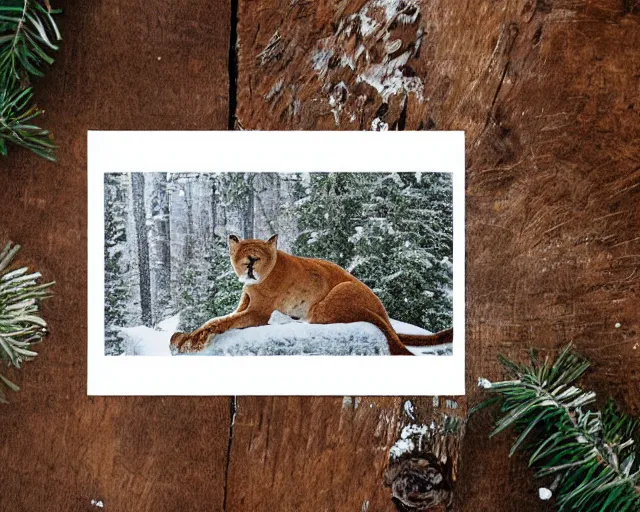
left=477, top=346, right=640, bottom=511
left=0, top=0, right=61, bottom=161
left=0, top=242, right=53, bottom=402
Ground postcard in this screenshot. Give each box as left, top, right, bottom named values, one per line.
left=88, top=131, right=465, bottom=395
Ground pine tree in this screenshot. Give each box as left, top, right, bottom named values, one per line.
left=103, top=173, right=130, bottom=355
left=350, top=172, right=453, bottom=331
left=293, top=172, right=453, bottom=332
left=293, top=172, right=362, bottom=269
left=176, top=234, right=243, bottom=332
left=207, top=237, right=243, bottom=319
left=174, top=174, right=244, bottom=332
left=176, top=263, right=201, bottom=332
left=207, top=175, right=249, bottom=322
left=174, top=175, right=205, bottom=331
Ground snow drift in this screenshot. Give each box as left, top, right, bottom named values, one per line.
left=119, top=311, right=452, bottom=356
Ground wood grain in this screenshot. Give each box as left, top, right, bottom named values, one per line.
left=227, top=396, right=402, bottom=511
left=0, top=1, right=231, bottom=511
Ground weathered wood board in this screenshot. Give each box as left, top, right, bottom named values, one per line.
left=0, top=1, right=232, bottom=511
left=0, top=0, right=638, bottom=511
left=235, top=0, right=640, bottom=510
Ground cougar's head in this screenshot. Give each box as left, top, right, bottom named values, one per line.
left=228, top=234, right=278, bottom=285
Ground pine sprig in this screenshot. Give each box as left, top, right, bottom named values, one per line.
left=0, top=241, right=53, bottom=403
left=477, top=346, right=640, bottom=511
left=0, top=0, right=61, bottom=161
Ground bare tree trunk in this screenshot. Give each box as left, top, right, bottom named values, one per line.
left=184, top=181, right=194, bottom=262
left=131, top=172, right=152, bottom=327
left=254, top=173, right=278, bottom=237
left=151, top=173, right=171, bottom=318
left=210, top=176, right=217, bottom=240
left=242, top=173, right=255, bottom=239
left=221, top=185, right=228, bottom=237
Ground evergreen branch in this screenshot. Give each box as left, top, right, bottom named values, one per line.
left=477, top=345, right=640, bottom=511
left=0, top=0, right=61, bottom=161
left=0, top=241, right=53, bottom=403
left=0, top=86, right=56, bottom=160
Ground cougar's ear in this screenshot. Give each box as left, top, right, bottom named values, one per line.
left=267, top=234, right=278, bottom=248
left=229, top=234, right=240, bottom=247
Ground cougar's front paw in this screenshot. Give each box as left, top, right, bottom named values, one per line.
left=169, top=332, right=189, bottom=355
left=169, top=331, right=214, bottom=355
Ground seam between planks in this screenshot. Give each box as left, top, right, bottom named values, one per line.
left=223, top=396, right=238, bottom=512
left=228, top=0, right=239, bottom=130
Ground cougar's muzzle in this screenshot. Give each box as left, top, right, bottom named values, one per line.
left=247, top=256, right=258, bottom=280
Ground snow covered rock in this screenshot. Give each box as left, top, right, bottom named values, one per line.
left=118, top=311, right=452, bottom=356
left=198, top=312, right=390, bottom=356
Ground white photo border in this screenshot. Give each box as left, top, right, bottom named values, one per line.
left=88, top=131, right=465, bottom=396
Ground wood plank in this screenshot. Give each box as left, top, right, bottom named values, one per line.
left=0, top=1, right=231, bottom=511
left=228, top=396, right=403, bottom=511
left=236, top=0, right=640, bottom=510
left=459, top=2, right=640, bottom=508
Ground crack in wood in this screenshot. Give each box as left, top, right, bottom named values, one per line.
left=222, top=396, right=237, bottom=512
left=486, top=61, right=510, bottom=125
left=228, top=0, right=239, bottom=130
left=623, top=0, right=640, bottom=15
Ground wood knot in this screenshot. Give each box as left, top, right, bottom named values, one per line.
left=384, top=456, right=453, bottom=511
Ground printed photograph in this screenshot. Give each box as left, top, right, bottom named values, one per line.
left=104, top=171, right=454, bottom=357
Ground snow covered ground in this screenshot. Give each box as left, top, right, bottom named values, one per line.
left=119, top=315, right=181, bottom=356
left=118, top=312, right=452, bottom=356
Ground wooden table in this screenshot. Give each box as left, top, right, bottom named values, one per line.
left=0, top=1, right=638, bottom=510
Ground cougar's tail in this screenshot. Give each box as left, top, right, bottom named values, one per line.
left=395, top=328, right=453, bottom=347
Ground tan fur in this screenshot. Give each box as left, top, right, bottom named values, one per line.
left=170, top=235, right=453, bottom=355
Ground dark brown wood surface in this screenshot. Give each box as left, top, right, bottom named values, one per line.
left=0, top=0, right=639, bottom=511
left=0, top=1, right=232, bottom=511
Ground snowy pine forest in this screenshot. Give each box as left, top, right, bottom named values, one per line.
left=104, top=172, right=453, bottom=356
